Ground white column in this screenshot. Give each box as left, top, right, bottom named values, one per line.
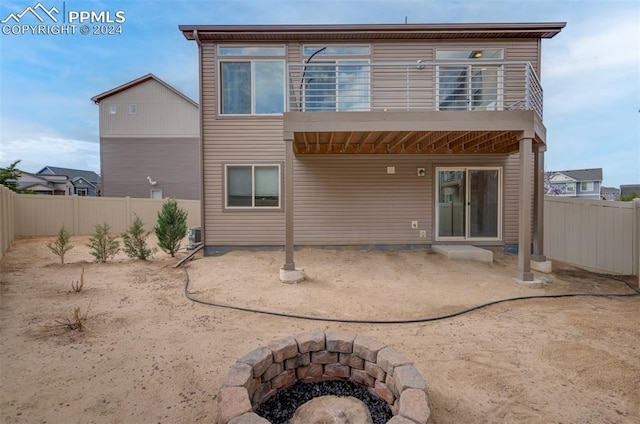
left=517, top=135, right=534, bottom=281
left=532, top=144, right=546, bottom=261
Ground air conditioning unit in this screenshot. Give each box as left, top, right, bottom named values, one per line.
left=187, top=226, right=202, bottom=250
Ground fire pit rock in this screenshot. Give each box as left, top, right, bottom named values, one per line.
left=215, top=331, right=431, bottom=424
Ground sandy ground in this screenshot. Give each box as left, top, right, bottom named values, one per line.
left=0, top=236, right=639, bottom=424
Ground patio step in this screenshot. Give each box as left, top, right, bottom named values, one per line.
left=432, top=245, right=493, bottom=263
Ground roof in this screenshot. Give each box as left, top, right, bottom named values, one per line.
left=553, top=168, right=603, bottom=182
left=91, top=73, right=198, bottom=107
left=600, top=186, right=620, bottom=193
left=620, top=184, right=640, bottom=195
left=179, top=22, right=566, bottom=41
left=38, top=166, right=100, bottom=183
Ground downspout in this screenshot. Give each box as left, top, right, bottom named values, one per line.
left=193, top=29, right=206, bottom=252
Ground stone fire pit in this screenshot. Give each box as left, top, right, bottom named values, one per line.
left=215, top=331, right=431, bottom=423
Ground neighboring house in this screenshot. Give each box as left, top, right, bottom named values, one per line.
left=9, top=170, right=72, bottom=195
left=37, top=166, right=101, bottom=196
left=600, top=186, right=620, bottom=201
left=545, top=168, right=603, bottom=199
left=91, top=74, right=200, bottom=200
left=179, top=22, right=565, bottom=281
left=620, top=184, right=640, bottom=198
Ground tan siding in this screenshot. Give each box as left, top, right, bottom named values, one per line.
left=101, top=137, right=200, bottom=200
left=99, top=79, right=198, bottom=137
left=199, top=38, right=541, bottom=248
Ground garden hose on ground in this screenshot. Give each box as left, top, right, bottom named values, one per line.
left=180, top=260, right=640, bottom=325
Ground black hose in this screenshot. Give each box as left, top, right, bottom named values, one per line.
left=181, top=262, right=639, bottom=324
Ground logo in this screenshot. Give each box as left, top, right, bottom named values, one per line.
left=2, top=2, right=126, bottom=36
left=1, top=2, right=59, bottom=23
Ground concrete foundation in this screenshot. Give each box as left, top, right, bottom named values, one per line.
left=280, top=267, right=305, bottom=284
left=432, top=245, right=493, bottom=263
left=531, top=259, right=553, bottom=273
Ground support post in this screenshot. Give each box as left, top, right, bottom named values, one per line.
left=532, top=144, right=546, bottom=262
left=283, top=137, right=295, bottom=271
left=517, top=135, right=534, bottom=281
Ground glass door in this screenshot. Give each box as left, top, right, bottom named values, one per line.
left=437, top=66, right=501, bottom=111
left=436, top=168, right=501, bottom=240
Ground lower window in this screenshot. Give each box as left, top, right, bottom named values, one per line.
left=150, top=189, right=163, bottom=199
left=226, top=164, right=280, bottom=208
left=76, top=188, right=88, bottom=196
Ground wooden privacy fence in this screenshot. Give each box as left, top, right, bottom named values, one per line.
left=544, top=196, right=640, bottom=276
left=0, top=185, right=200, bottom=260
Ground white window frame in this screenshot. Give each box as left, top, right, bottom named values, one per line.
left=302, top=44, right=371, bottom=58
left=435, top=166, right=503, bottom=242
left=217, top=44, right=286, bottom=117
left=76, top=188, right=88, bottom=196
left=435, top=65, right=504, bottom=111
left=109, top=105, right=116, bottom=114
left=435, top=48, right=504, bottom=61
left=301, top=59, right=371, bottom=112
left=150, top=189, right=163, bottom=199
left=224, top=164, right=282, bottom=209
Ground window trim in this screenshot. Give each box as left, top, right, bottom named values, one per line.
left=217, top=44, right=286, bottom=117
left=224, top=163, right=282, bottom=210
left=76, top=188, right=88, bottom=196
left=302, top=44, right=372, bottom=58
left=150, top=189, right=163, bottom=199
left=580, top=181, right=594, bottom=192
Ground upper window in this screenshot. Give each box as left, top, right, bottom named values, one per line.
left=76, top=188, right=88, bottom=196
left=109, top=105, right=117, bottom=114
left=129, top=104, right=137, bottom=114
left=226, top=164, right=280, bottom=208
left=218, top=45, right=285, bottom=116
left=301, top=45, right=371, bottom=112
left=436, top=49, right=503, bottom=60
left=151, top=189, right=163, bottom=199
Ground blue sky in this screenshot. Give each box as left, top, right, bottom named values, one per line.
left=0, top=0, right=638, bottom=188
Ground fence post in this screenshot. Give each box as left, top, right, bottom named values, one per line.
left=634, top=199, right=640, bottom=280
left=125, top=196, right=132, bottom=227
left=73, top=195, right=80, bottom=235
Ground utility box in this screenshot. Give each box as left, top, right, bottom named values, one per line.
left=187, top=226, right=202, bottom=250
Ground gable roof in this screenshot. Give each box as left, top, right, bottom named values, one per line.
left=91, top=73, right=198, bottom=107
left=553, top=168, right=603, bottom=182
left=37, top=166, right=100, bottom=183
left=180, top=22, right=566, bottom=42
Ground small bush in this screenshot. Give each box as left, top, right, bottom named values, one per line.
left=87, top=223, right=120, bottom=263
left=71, top=268, right=84, bottom=293
left=47, top=224, right=74, bottom=264
left=155, top=198, right=188, bottom=257
left=55, top=305, right=90, bottom=332
left=122, top=216, right=156, bottom=260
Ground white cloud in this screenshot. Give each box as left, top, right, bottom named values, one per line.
left=0, top=137, right=99, bottom=174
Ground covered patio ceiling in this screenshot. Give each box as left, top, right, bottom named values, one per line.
left=292, top=129, right=541, bottom=155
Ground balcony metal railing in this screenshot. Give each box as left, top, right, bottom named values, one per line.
left=287, top=61, right=543, bottom=118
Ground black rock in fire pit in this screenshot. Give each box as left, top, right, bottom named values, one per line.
left=255, top=379, right=393, bottom=424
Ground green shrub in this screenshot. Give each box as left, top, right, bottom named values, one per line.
left=155, top=198, right=188, bottom=257
left=87, top=223, right=120, bottom=263
left=47, top=224, right=74, bottom=264
left=122, top=216, right=156, bottom=260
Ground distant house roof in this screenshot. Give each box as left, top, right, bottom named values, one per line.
left=90, top=73, right=198, bottom=107
left=37, top=166, right=100, bottom=184
left=552, top=168, right=603, bottom=182
left=600, top=186, right=620, bottom=194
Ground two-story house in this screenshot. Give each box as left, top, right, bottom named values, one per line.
left=545, top=168, right=602, bottom=199
left=91, top=74, right=200, bottom=200
left=180, top=23, right=565, bottom=282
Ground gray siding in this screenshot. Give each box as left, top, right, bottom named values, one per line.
left=101, top=137, right=200, bottom=200
left=201, top=38, right=539, bottom=247
left=98, top=79, right=198, bottom=137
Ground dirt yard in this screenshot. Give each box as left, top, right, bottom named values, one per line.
left=1, top=236, right=639, bottom=423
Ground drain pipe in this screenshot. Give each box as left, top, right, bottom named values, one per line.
left=193, top=29, right=206, bottom=255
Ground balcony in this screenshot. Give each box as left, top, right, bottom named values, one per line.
left=284, top=61, right=546, bottom=155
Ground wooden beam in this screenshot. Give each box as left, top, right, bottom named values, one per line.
left=388, top=131, right=416, bottom=152
left=373, top=132, right=397, bottom=152
left=405, top=131, right=435, bottom=152
left=342, top=132, right=354, bottom=152
left=302, top=132, right=310, bottom=152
